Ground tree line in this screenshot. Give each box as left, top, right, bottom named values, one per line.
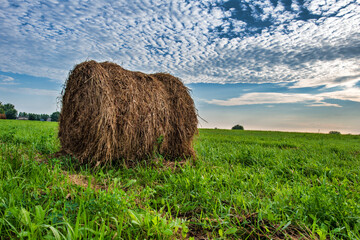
left=0, top=101, right=59, bottom=121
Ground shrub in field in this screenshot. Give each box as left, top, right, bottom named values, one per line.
left=232, top=124, right=244, bottom=130
left=329, top=131, right=341, bottom=135
left=59, top=60, right=198, bottom=165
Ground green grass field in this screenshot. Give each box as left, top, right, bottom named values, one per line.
left=0, top=119, right=359, bottom=239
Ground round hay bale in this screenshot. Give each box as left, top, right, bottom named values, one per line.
left=59, top=60, right=198, bottom=165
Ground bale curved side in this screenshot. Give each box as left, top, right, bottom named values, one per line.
left=151, top=73, right=198, bottom=158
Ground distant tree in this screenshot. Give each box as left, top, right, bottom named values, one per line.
left=329, top=131, right=341, bottom=135
left=28, top=113, right=53, bottom=121
left=3, top=103, right=17, bottom=119
left=50, top=111, right=60, bottom=122
left=3, top=103, right=15, bottom=111
left=18, top=112, right=28, bottom=118
left=232, top=124, right=244, bottom=130
left=0, top=102, right=4, bottom=114
left=40, top=114, right=50, bottom=121
left=5, top=108, right=17, bottom=119
left=28, top=113, right=37, bottom=120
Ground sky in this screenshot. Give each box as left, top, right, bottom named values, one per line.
left=0, top=0, right=359, bottom=133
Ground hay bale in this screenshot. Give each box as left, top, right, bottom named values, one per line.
left=59, top=60, right=198, bottom=165
left=0, top=113, right=6, bottom=119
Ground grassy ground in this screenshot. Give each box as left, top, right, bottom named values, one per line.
left=0, top=119, right=359, bottom=239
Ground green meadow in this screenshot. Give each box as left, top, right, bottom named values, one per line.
left=0, top=119, right=359, bottom=239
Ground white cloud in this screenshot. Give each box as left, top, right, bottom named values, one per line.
left=0, top=75, right=14, bottom=82
left=19, top=88, right=59, bottom=97
left=207, top=92, right=338, bottom=107
left=0, top=0, right=358, bottom=90
left=321, top=87, right=360, bottom=103
left=0, top=86, right=59, bottom=96
left=304, top=0, right=354, bottom=16
left=207, top=86, right=360, bottom=107
left=0, top=75, right=17, bottom=85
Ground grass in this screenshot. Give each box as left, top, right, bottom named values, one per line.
left=0, top=119, right=359, bottom=239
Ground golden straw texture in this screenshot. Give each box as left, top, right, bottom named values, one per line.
left=59, top=60, right=198, bottom=165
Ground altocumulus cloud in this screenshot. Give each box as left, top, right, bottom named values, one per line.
left=0, top=0, right=359, bottom=94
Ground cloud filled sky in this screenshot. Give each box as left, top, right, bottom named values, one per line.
left=0, top=0, right=359, bottom=133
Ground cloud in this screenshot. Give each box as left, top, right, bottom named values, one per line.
left=0, top=75, right=14, bottom=82
left=207, top=86, right=360, bottom=107
left=0, top=75, right=18, bottom=85
left=320, top=87, right=360, bottom=103
left=207, top=92, right=339, bottom=107
left=0, top=0, right=231, bottom=81
left=0, top=0, right=358, bottom=89
left=0, top=86, right=59, bottom=96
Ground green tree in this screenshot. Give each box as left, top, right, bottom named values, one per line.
left=5, top=108, right=17, bottom=119
left=28, top=113, right=37, bottom=121
left=40, top=114, right=50, bottom=121
left=19, top=112, right=29, bottom=118
left=0, top=101, right=4, bottom=114
left=232, top=124, right=244, bottom=130
left=3, top=103, right=17, bottom=119
left=50, top=111, right=60, bottom=122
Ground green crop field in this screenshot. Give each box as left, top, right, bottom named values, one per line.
left=0, top=120, right=359, bottom=239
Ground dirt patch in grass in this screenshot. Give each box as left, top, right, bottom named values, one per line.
left=33, top=153, right=48, bottom=164
left=152, top=158, right=190, bottom=172
left=64, top=172, right=106, bottom=191
left=352, top=151, right=360, bottom=157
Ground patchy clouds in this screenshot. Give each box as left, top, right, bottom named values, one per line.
left=0, top=0, right=359, bottom=87
left=0, top=0, right=360, bottom=124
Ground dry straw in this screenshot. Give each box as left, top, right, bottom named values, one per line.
left=59, top=60, right=198, bottom=165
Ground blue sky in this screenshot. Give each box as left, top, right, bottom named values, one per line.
left=0, top=0, right=359, bottom=133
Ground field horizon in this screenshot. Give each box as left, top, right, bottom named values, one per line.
left=200, top=127, right=359, bottom=135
